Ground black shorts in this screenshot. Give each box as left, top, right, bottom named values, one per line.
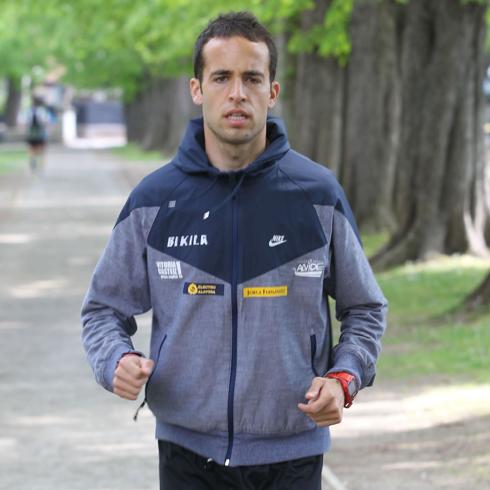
left=158, top=440, right=323, bottom=490
left=27, top=138, right=46, bottom=148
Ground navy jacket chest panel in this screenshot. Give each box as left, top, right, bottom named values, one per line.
left=147, top=177, right=232, bottom=282
left=146, top=173, right=327, bottom=284
left=239, top=178, right=327, bottom=283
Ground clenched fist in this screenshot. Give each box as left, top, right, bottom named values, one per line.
left=113, top=354, right=154, bottom=400
left=297, top=377, right=345, bottom=427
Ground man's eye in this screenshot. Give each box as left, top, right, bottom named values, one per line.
left=248, top=78, right=261, bottom=84
left=215, top=76, right=227, bottom=82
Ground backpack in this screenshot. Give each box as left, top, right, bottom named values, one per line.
left=28, top=110, right=46, bottom=141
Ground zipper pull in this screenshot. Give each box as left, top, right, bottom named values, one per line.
left=133, top=399, right=147, bottom=422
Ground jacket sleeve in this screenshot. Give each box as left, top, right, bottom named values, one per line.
left=325, top=197, right=388, bottom=392
left=81, top=204, right=158, bottom=392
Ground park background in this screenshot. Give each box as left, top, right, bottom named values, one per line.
left=1, top=0, right=489, bottom=489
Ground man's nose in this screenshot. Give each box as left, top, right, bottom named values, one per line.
left=229, top=79, right=246, bottom=102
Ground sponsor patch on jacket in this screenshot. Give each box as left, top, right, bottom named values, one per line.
left=156, top=260, right=183, bottom=279
left=183, top=282, right=224, bottom=296
left=293, top=259, right=325, bottom=278
left=243, top=286, right=288, bottom=298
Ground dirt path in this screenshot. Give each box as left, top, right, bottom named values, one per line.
left=0, top=146, right=488, bottom=490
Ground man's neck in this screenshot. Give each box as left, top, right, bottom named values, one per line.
left=204, top=129, right=267, bottom=172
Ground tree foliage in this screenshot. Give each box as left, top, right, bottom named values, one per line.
left=3, top=0, right=490, bottom=97
left=0, top=0, right=357, bottom=99
left=288, top=0, right=354, bottom=64
left=0, top=0, right=65, bottom=83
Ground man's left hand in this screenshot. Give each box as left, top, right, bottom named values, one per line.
left=297, top=377, right=345, bottom=427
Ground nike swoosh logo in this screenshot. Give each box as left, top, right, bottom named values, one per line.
left=269, top=239, right=287, bottom=247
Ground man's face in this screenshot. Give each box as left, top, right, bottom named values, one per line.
left=190, top=36, right=280, bottom=148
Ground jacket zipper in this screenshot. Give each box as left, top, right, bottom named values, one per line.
left=224, top=188, right=239, bottom=466
left=133, top=333, right=167, bottom=421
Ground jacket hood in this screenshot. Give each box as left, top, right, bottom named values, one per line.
left=174, top=116, right=290, bottom=177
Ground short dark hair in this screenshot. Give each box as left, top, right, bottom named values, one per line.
left=193, top=11, right=277, bottom=83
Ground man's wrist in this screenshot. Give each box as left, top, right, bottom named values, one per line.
left=325, top=372, right=357, bottom=408
left=117, top=351, right=143, bottom=366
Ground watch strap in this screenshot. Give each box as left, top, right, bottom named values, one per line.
left=325, top=371, right=357, bottom=408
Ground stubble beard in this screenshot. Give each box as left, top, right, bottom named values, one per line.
left=207, top=117, right=266, bottom=148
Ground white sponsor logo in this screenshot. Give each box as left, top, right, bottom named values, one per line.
left=294, top=259, right=324, bottom=278
left=268, top=235, right=287, bottom=247
left=167, top=234, right=208, bottom=247
left=156, top=260, right=183, bottom=279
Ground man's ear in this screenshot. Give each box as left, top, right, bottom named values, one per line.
left=268, top=81, right=280, bottom=109
left=190, top=78, right=203, bottom=106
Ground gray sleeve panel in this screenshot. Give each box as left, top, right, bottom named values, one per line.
left=81, top=206, right=160, bottom=392
left=315, top=205, right=388, bottom=390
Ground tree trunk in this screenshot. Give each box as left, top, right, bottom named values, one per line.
left=125, top=91, right=145, bottom=145
left=284, top=0, right=401, bottom=231
left=285, top=0, right=345, bottom=176
left=125, top=74, right=199, bottom=154
left=372, top=0, right=488, bottom=269
left=341, top=0, right=401, bottom=232
left=4, top=76, right=22, bottom=128
left=285, top=0, right=488, bottom=261
left=464, top=271, right=490, bottom=310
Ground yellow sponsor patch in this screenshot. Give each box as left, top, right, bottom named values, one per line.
left=184, top=282, right=224, bottom=296
left=243, top=286, right=288, bottom=298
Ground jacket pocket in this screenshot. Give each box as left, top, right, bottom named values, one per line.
left=146, top=333, right=168, bottom=397
left=310, top=334, right=320, bottom=377
left=144, top=325, right=231, bottom=432
left=133, top=333, right=167, bottom=421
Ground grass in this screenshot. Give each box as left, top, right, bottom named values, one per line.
left=0, top=149, right=27, bottom=174
left=110, top=143, right=165, bottom=162
left=371, top=254, right=490, bottom=382
left=362, top=231, right=390, bottom=257
left=331, top=234, right=490, bottom=383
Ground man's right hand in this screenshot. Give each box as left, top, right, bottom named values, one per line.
left=113, top=354, right=154, bottom=400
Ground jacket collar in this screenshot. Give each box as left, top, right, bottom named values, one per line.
left=174, top=116, right=290, bottom=177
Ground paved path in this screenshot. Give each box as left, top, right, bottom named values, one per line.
left=0, top=147, right=159, bottom=490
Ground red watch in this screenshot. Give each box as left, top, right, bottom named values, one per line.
left=325, top=372, right=358, bottom=408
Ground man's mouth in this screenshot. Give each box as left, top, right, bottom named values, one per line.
left=225, top=110, right=249, bottom=121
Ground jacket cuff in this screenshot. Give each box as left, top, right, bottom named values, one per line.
left=102, top=346, right=141, bottom=392
left=326, top=352, right=364, bottom=392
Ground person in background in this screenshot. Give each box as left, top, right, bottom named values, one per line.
left=81, top=11, right=388, bottom=490
left=26, top=96, right=48, bottom=172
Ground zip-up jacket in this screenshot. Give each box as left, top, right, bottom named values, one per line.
left=81, top=117, right=388, bottom=466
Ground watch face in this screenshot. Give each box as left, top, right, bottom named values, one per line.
left=327, top=372, right=357, bottom=401
left=347, top=380, right=358, bottom=398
